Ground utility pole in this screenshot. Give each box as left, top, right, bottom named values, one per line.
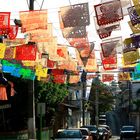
left=29, top=0, right=34, bottom=10
left=79, top=42, right=94, bottom=126
left=95, top=72, right=100, bottom=128
left=28, top=0, right=36, bottom=139
left=81, top=70, right=87, bottom=126
left=128, top=80, right=132, bottom=116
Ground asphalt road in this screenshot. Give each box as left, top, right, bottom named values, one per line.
left=110, top=136, right=120, bottom=140
left=110, top=136, right=140, bottom=140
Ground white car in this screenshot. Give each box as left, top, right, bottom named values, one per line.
left=51, top=128, right=86, bottom=140
left=99, top=124, right=112, bottom=138
left=79, top=128, right=93, bottom=140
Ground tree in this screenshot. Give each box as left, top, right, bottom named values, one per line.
left=35, top=80, right=69, bottom=127
left=35, top=81, right=68, bottom=105
left=133, top=99, right=140, bottom=111
left=89, top=78, right=115, bottom=124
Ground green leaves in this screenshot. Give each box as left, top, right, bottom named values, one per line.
left=35, top=81, right=68, bottom=105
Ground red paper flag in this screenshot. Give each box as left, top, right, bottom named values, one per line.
left=47, top=59, right=56, bottom=69
left=51, top=69, right=64, bottom=75
left=102, top=74, right=114, bottom=82
left=15, top=44, right=37, bottom=61
left=101, top=53, right=117, bottom=70
left=0, top=12, right=10, bottom=29
left=53, top=75, right=67, bottom=84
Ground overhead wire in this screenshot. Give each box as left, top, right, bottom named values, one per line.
left=26, top=0, right=30, bottom=9
left=7, top=0, right=101, bottom=46
left=40, top=0, right=45, bottom=10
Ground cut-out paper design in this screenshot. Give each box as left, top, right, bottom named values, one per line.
left=118, top=72, right=131, bottom=81
left=69, top=75, right=80, bottom=83
left=4, top=47, right=16, bottom=60
left=101, top=0, right=132, bottom=16
left=62, top=26, right=87, bottom=38
left=77, top=42, right=94, bottom=66
left=94, top=0, right=123, bottom=26
left=94, top=16, right=120, bottom=39
left=67, top=37, right=88, bottom=48
left=123, top=50, right=139, bottom=65
left=0, top=86, right=8, bottom=100
left=123, top=37, right=136, bottom=53
left=132, top=0, right=140, bottom=16
left=102, top=74, right=114, bottom=82
left=101, top=53, right=117, bottom=70
left=3, top=38, right=26, bottom=46
left=132, top=72, right=140, bottom=80
left=20, top=9, right=48, bottom=32
left=85, top=51, right=98, bottom=72
left=101, top=41, right=117, bottom=57
left=128, top=20, right=140, bottom=34
left=101, top=37, right=122, bottom=56
left=97, top=24, right=120, bottom=39
left=0, top=43, right=6, bottom=59
left=0, top=12, right=10, bottom=29
left=15, top=44, right=37, bottom=61
left=57, top=56, right=78, bottom=72
left=26, top=23, right=53, bottom=42
left=7, top=25, right=18, bottom=40
left=128, top=6, right=140, bottom=26
left=59, top=3, right=90, bottom=28
left=135, top=63, right=140, bottom=73
left=53, top=74, right=67, bottom=84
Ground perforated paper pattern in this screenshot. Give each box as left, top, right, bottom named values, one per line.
left=94, top=0, right=123, bottom=26
left=59, top=3, right=90, bottom=28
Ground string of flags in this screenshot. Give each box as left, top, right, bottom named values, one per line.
left=0, top=0, right=140, bottom=87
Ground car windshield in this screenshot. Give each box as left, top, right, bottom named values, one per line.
left=83, top=126, right=97, bottom=131
left=121, top=126, right=135, bottom=131
left=56, top=130, right=82, bottom=138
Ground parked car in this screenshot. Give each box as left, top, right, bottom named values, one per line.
left=102, top=127, right=110, bottom=140
left=98, top=127, right=105, bottom=140
left=80, top=125, right=99, bottom=140
left=98, top=127, right=110, bottom=140
left=120, top=125, right=137, bottom=140
left=51, top=128, right=87, bottom=140
left=99, top=124, right=112, bottom=138
left=79, top=128, right=93, bottom=140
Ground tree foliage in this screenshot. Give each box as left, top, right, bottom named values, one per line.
left=133, top=99, right=140, bottom=110
left=35, top=81, right=68, bottom=106
left=89, top=78, right=115, bottom=113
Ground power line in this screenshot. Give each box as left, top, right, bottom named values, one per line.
left=40, top=0, right=45, bottom=10
left=26, top=0, right=30, bottom=9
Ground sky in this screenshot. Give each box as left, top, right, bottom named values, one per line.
left=0, top=0, right=134, bottom=66
left=0, top=0, right=133, bottom=49
left=0, top=0, right=134, bottom=96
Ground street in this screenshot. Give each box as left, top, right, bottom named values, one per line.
left=110, top=136, right=140, bottom=140
left=110, top=136, right=119, bottom=140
